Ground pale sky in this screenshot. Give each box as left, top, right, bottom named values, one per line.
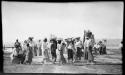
left=2, top=1, right=123, bottom=43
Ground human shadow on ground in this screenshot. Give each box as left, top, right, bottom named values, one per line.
left=73, top=60, right=122, bottom=66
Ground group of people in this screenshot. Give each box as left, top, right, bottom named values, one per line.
left=10, top=30, right=107, bottom=65
left=93, top=40, right=107, bottom=55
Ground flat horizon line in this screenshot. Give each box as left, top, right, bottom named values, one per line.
left=3, top=38, right=122, bottom=44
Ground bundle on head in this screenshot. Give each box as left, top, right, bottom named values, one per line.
left=28, top=37, right=33, bottom=41
left=75, top=37, right=80, bottom=41
left=67, top=38, right=75, bottom=45
left=99, top=41, right=102, bottom=44
left=44, top=38, right=47, bottom=42
left=85, top=31, right=92, bottom=39
left=57, top=40, right=62, bottom=44
left=24, top=40, right=27, bottom=43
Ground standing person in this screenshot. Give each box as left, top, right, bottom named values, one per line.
left=22, top=40, right=28, bottom=51
left=93, top=43, right=98, bottom=54
left=102, top=40, right=107, bottom=54
left=50, top=39, right=57, bottom=64
left=28, top=37, right=36, bottom=57
left=66, top=38, right=74, bottom=63
left=84, top=32, right=94, bottom=64
left=14, top=39, right=22, bottom=54
left=75, top=37, right=83, bottom=60
left=47, top=40, right=52, bottom=61
left=57, top=40, right=62, bottom=64
left=57, top=39, right=66, bottom=64
left=41, top=38, right=49, bottom=64
left=64, top=39, right=69, bottom=63
left=61, top=42, right=67, bottom=64
left=24, top=43, right=33, bottom=65
left=37, top=40, right=42, bottom=56
left=98, top=41, right=103, bottom=55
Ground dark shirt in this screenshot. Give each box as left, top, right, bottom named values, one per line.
left=51, top=43, right=57, bottom=52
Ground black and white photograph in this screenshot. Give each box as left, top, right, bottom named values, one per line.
left=2, top=1, right=123, bottom=74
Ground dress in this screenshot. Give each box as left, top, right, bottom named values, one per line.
left=29, top=41, right=35, bottom=57
left=50, top=42, right=57, bottom=63
left=57, top=43, right=66, bottom=64
left=42, top=42, right=49, bottom=62
left=57, top=44, right=61, bottom=62
left=37, top=42, right=42, bottom=56
left=24, top=46, right=33, bottom=64
left=67, top=43, right=74, bottom=61
left=75, top=41, right=82, bottom=60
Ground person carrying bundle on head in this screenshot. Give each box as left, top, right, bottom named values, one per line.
left=37, top=40, right=42, bottom=56
left=24, top=43, right=33, bottom=65
left=50, top=38, right=57, bottom=64
left=83, top=30, right=94, bottom=64
left=66, top=38, right=75, bottom=64
left=102, top=39, right=107, bottom=54
left=41, top=38, right=50, bottom=64
left=75, top=37, right=83, bottom=61
left=14, top=39, right=22, bottom=54
left=57, top=39, right=67, bottom=65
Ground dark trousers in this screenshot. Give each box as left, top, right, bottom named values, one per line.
left=76, top=47, right=82, bottom=60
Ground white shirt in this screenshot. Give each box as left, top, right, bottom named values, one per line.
left=37, top=41, right=42, bottom=48
left=75, top=41, right=82, bottom=48
left=67, top=43, right=73, bottom=49
left=84, top=39, right=92, bottom=47
left=57, top=44, right=62, bottom=51
left=42, top=42, right=48, bottom=51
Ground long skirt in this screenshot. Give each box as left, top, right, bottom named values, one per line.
left=39, top=47, right=42, bottom=56
left=68, top=49, right=73, bottom=61
left=51, top=50, right=57, bottom=62
left=76, top=47, right=82, bottom=60
left=25, top=51, right=33, bottom=64
left=102, top=46, right=107, bottom=54
left=58, top=50, right=66, bottom=64
left=84, top=46, right=94, bottom=62
left=31, top=47, right=35, bottom=57
left=37, top=47, right=42, bottom=56
left=34, top=46, right=37, bottom=56
left=43, top=49, right=49, bottom=60
left=99, top=47, right=103, bottom=55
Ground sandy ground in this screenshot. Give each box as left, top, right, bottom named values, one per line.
left=3, top=48, right=122, bottom=74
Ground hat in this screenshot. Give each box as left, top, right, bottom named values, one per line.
left=28, top=37, right=34, bottom=40
left=43, top=38, right=47, bottom=42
